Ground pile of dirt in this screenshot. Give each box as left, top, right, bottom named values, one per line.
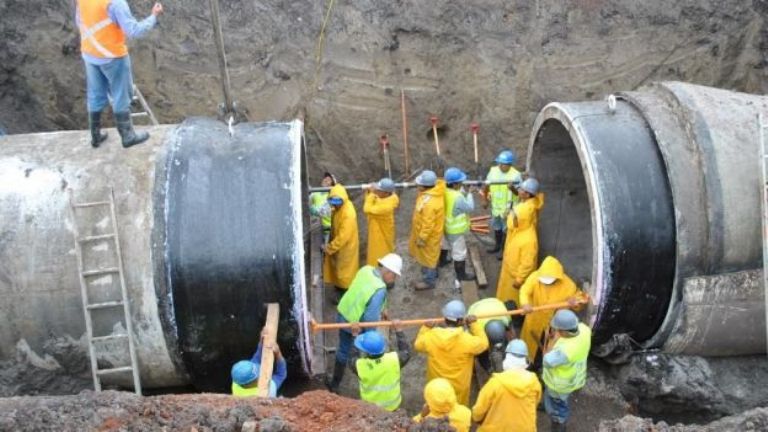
left=0, top=390, right=413, bottom=431
left=599, top=407, right=768, bottom=431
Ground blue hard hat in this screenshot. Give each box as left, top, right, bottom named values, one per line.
left=551, top=309, right=579, bottom=332
left=495, top=150, right=516, bottom=165
left=519, top=178, right=540, bottom=195
left=442, top=300, right=467, bottom=321
left=444, top=167, right=467, bottom=185
left=484, top=320, right=507, bottom=345
left=415, top=170, right=437, bottom=187
left=505, top=339, right=528, bottom=357
left=231, top=360, right=259, bottom=386
left=375, top=178, right=395, bottom=193
left=328, top=196, right=344, bottom=206
left=354, top=331, right=387, bottom=356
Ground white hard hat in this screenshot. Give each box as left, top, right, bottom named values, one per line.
left=538, top=276, right=557, bottom=285
left=378, top=253, right=403, bottom=276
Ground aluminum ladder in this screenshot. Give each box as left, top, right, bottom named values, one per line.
left=759, top=114, right=768, bottom=354
left=68, top=188, right=142, bottom=395
left=131, top=85, right=159, bottom=126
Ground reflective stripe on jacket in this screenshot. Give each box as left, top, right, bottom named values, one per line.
left=542, top=323, right=591, bottom=394
left=357, top=352, right=402, bottom=411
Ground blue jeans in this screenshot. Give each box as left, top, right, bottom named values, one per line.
left=490, top=216, right=507, bottom=232
left=84, top=56, right=134, bottom=113
left=336, top=328, right=354, bottom=364
left=421, top=266, right=438, bottom=287
left=544, top=387, right=571, bottom=424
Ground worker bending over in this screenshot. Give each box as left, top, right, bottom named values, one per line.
left=230, top=333, right=287, bottom=398
left=496, top=177, right=544, bottom=305
left=309, top=172, right=336, bottom=245
left=326, top=253, right=403, bottom=393
left=483, top=150, right=521, bottom=259
left=76, top=0, right=163, bottom=148
left=414, top=300, right=488, bottom=405
left=543, top=310, right=592, bottom=432
left=520, top=256, right=583, bottom=366
left=472, top=339, right=541, bottom=432
left=413, top=378, right=471, bottom=432
left=363, top=178, right=400, bottom=266
left=409, top=170, right=446, bottom=290
left=443, top=167, right=476, bottom=283
left=467, top=297, right=515, bottom=372
left=348, top=324, right=410, bottom=411
left=323, top=184, right=360, bottom=304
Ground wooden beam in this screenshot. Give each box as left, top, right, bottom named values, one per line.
left=257, top=303, right=280, bottom=397
left=461, top=280, right=479, bottom=306
left=468, top=245, right=488, bottom=289
left=310, top=229, right=327, bottom=376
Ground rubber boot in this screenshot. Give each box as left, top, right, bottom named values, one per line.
left=486, top=230, right=502, bottom=254
left=551, top=420, right=567, bottom=432
left=438, top=249, right=452, bottom=267
left=453, top=260, right=475, bottom=281
left=497, top=231, right=507, bottom=261
left=325, top=360, right=346, bottom=394
left=115, top=111, right=149, bottom=148
left=88, top=111, right=108, bottom=148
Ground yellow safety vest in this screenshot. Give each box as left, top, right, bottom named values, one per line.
left=467, top=297, right=511, bottom=330
left=356, top=352, right=402, bottom=411
left=231, top=380, right=276, bottom=398
left=486, top=166, right=520, bottom=217
left=337, top=266, right=386, bottom=323
left=542, top=323, right=591, bottom=394
left=310, top=192, right=331, bottom=229
left=444, top=188, right=470, bottom=235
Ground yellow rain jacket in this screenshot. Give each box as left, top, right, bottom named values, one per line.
left=363, top=191, right=399, bottom=266
left=496, top=194, right=545, bottom=304
left=323, top=185, right=359, bottom=289
left=414, top=321, right=488, bottom=406
left=519, top=256, right=584, bottom=362
left=472, top=367, right=542, bottom=432
left=409, top=180, right=446, bottom=268
left=413, top=378, right=472, bottom=432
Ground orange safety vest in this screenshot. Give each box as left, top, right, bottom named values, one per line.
left=78, top=0, right=128, bottom=59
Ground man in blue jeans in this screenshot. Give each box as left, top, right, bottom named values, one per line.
left=76, top=0, right=163, bottom=148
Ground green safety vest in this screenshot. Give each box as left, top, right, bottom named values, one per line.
left=337, top=266, right=386, bottom=323
left=486, top=166, right=520, bottom=217
left=542, top=323, right=591, bottom=394
left=310, top=192, right=331, bottom=229
left=444, top=188, right=470, bottom=235
left=356, top=352, right=402, bottom=411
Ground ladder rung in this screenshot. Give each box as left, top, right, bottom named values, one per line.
left=79, top=234, right=116, bottom=243
left=87, top=300, right=124, bottom=310
left=82, top=267, right=119, bottom=277
left=96, top=366, right=134, bottom=375
left=73, top=200, right=111, bottom=208
left=131, top=112, right=149, bottom=118
left=91, top=334, right=128, bottom=343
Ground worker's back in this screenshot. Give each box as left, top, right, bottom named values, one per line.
left=472, top=368, right=541, bottom=432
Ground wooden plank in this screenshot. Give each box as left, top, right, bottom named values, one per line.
left=310, top=229, right=327, bottom=376
left=461, top=280, right=479, bottom=306
left=257, top=303, right=280, bottom=397
left=468, top=244, right=488, bottom=288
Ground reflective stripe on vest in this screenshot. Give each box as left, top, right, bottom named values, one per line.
left=310, top=192, right=331, bottom=228
left=356, top=352, right=402, bottom=411
left=444, top=188, right=470, bottom=235
left=542, top=323, right=591, bottom=394
left=487, top=166, right=519, bottom=217
left=337, top=266, right=386, bottom=323
left=78, top=0, right=128, bottom=59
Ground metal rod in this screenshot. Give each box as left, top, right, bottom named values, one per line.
left=208, top=0, right=234, bottom=115
left=308, top=179, right=515, bottom=193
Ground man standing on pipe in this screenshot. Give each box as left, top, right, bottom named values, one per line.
left=363, top=178, right=400, bottom=266
left=409, top=170, right=446, bottom=290
left=75, top=0, right=163, bottom=148
left=326, top=253, right=403, bottom=393
left=542, top=310, right=592, bottom=432
left=443, top=167, right=477, bottom=283
left=482, top=150, right=521, bottom=260
left=323, top=184, right=359, bottom=304
left=309, top=172, right=336, bottom=245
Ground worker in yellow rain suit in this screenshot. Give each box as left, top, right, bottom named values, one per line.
left=519, top=255, right=584, bottom=365
left=323, top=184, right=359, bottom=303
left=408, top=170, right=446, bottom=290
left=414, top=300, right=488, bottom=405
left=363, top=178, right=399, bottom=266
left=413, top=378, right=472, bottom=432
left=472, top=339, right=541, bottom=432
left=496, top=177, right=544, bottom=305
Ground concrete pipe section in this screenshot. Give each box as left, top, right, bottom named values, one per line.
left=0, top=117, right=311, bottom=393
left=528, top=82, right=767, bottom=359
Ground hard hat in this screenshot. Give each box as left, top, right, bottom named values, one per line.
left=519, top=178, right=540, bottom=195
left=495, top=150, right=516, bottom=165
left=354, top=331, right=387, bottom=356
left=415, top=170, right=437, bottom=187
left=505, top=339, right=528, bottom=358
left=378, top=253, right=403, bottom=276
left=231, top=360, right=259, bottom=386
left=442, top=300, right=466, bottom=321
left=538, top=276, right=557, bottom=285
left=374, top=178, right=395, bottom=193
left=327, top=196, right=344, bottom=206
left=551, top=309, right=579, bottom=332
left=444, top=167, right=467, bottom=185
left=484, top=320, right=507, bottom=346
